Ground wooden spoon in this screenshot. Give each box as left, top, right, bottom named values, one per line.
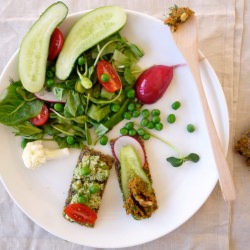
left=172, top=16, right=236, bottom=201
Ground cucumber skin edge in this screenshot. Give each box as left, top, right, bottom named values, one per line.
left=55, top=6, right=127, bottom=80
left=18, top=2, right=68, bottom=93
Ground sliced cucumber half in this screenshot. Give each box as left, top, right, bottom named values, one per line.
left=56, top=6, right=127, bottom=80
left=18, top=1, right=68, bottom=93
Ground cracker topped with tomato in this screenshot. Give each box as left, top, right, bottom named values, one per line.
left=63, top=147, right=114, bottom=227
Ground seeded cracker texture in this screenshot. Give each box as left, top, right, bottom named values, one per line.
left=63, top=146, right=114, bottom=227
left=110, top=136, right=158, bottom=219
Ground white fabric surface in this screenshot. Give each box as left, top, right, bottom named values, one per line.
left=0, top=0, right=249, bottom=249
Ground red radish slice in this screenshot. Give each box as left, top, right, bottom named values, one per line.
left=113, top=136, right=145, bottom=166
left=35, top=88, right=66, bottom=103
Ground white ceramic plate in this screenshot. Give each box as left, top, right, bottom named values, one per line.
left=0, top=10, right=229, bottom=248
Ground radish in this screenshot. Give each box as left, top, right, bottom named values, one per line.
left=113, top=136, right=145, bottom=166
left=34, top=88, right=66, bottom=103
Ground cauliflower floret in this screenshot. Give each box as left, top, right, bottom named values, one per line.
left=22, top=140, right=69, bottom=169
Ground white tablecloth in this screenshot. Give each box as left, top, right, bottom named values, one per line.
left=0, top=0, right=249, bottom=249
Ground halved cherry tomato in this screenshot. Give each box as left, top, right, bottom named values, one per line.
left=48, top=28, right=64, bottom=61
left=97, top=60, right=122, bottom=92
left=64, top=203, right=97, bottom=225
left=30, top=104, right=49, bottom=126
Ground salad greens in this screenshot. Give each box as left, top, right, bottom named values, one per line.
left=0, top=33, right=144, bottom=148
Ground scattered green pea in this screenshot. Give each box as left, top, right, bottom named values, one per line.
left=89, top=184, right=100, bottom=194
left=77, top=56, right=86, bottom=66
left=152, top=116, right=160, bottom=124
left=125, top=122, right=134, bottom=130
left=127, top=102, right=136, bottom=111
left=123, top=112, right=132, bottom=120
left=126, top=89, right=135, bottom=98
left=120, top=127, right=129, bottom=135
left=54, top=103, right=64, bottom=112
left=137, top=128, right=145, bottom=136
left=128, top=128, right=137, bottom=136
left=187, top=124, right=196, bottom=133
left=47, top=79, right=54, bottom=87
left=46, top=70, right=54, bottom=79
left=140, top=118, right=149, bottom=127
left=100, top=73, right=110, bottom=82
left=142, top=133, right=151, bottom=140
left=147, top=121, right=155, bottom=129
left=155, top=122, right=164, bottom=131
left=100, top=135, right=108, bottom=145
left=132, top=110, right=140, bottom=117
left=111, top=103, right=120, bottom=113
left=167, top=114, right=176, bottom=124
left=81, top=166, right=91, bottom=176
left=171, top=101, right=181, bottom=110
left=77, top=195, right=88, bottom=204
left=142, top=109, right=150, bottom=118
left=66, top=136, right=75, bottom=145
left=151, top=109, right=160, bottom=116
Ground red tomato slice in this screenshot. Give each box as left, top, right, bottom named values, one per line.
left=97, top=60, right=122, bottom=92
left=30, top=104, right=49, bottom=126
left=64, top=203, right=97, bottom=225
left=48, top=28, right=64, bottom=61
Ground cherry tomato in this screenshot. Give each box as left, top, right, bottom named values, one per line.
left=97, top=60, right=122, bottom=92
left=48, top=28, right=64, bottom=61
left=30, top=104, right=49, bottom=126
left=135, top=65, right=174, bottom=104
left=64, top=203, right=97, bottom=225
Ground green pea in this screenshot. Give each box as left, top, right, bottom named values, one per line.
left=152, top=116, right=160, bottom=124
left=128, top=128, right=137, bottom=136
left=147, top=121, right=155, bottom=129
left=137, top=128, right=145, bottom=136
left=111, top=103, right=120, bottom=113
left=135, top=103, right=142, bottom=109
left=171, top=101, right=181, bottom=110
left=89, top=184, right=100, bottom=194
left=81, top=166, right=91, bottom=176
left=132, top=110, right=140, bottom=117
left=125, top=122, right=134, bottom=130
left=142, top=109, right=150, bottom=118
left=100, top=135, right=108, bottom=145
left=126, top=89, right=135, bottom=98
left=123, top=112, right=132, bottom=120
left=120, top=127, right=129, bottom=135
left=46, top=70, right=54, bottom=79
left=142, top=133, right=151, bottom=140
left=100, top=73, right=110, bottom=82
left=167, top=114, right=176, bottom=124
left=187, top=124, right=196, bottom=133
left=155, top=123, right=163, bottom=131
left=54, top=103, right=64, bottom=112
left=151, top=109, right=160, bottom=116
left=127, top=102, right=136, bottom=111
left=77, top=56, right=86, bottom=66
left=66, top=136, right=75, bottom=145
left=47, top=79, right=54, bottom=87
left=140, top=118, right=149, bottom=127
left=77, top=195, right=88, bottom=204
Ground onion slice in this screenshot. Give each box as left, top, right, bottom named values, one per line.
left=113, top=136, right=145, bottom=166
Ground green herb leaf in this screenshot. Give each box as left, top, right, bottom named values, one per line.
left=166, top=156, right=184, bottom=167
left=184, top=153, right=200, bottom=163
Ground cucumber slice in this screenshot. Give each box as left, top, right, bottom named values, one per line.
left=18, top=2, right=68, bottom=93
left=56, top=6, right=127, bottom=80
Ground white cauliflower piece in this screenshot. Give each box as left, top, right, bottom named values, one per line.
left=22, top=140, right=70, bottom=169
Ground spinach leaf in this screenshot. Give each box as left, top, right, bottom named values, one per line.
left=0, top=81, right=43, bottom=126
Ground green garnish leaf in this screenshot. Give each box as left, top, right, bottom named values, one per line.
left=166, top=156, right=184, bottom=167
left=184, top=153, right=200, bottom=163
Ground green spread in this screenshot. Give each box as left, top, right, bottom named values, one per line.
left=69, top=154, right=110, bottom=210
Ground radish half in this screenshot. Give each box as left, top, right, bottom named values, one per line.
left=113, top=136, right=145, bottom=166
left=35, top=88, right=66, bottom=103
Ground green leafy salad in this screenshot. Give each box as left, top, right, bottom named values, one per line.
left=0, top=32, right=144, bottom=149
